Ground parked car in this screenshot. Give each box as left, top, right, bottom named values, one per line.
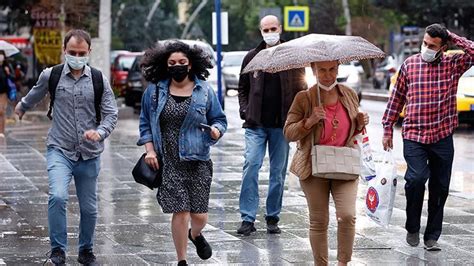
left=124, top=55, right=146, bottom=107
left=305, top=61, right=362, bottom=101
left=389, top=51, right=474, bottom=124
left=222, top=51, right=247, bottom=95
left=123, top=39, right=226, bottom=109
left=457, top=66, right=474, bottom=124
left=110, top=50, right=128, bottom=65
left=352, top=60, right=365, bottom=76
left=111, top=52, right=142, bottom=96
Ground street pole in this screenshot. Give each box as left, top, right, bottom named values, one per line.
left=342, top=0, right=351, bottom=35
left=99, top=0, right=111, bottom=80
left=214, top=0, right=223, bottom=107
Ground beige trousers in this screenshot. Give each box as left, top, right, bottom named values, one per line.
left=299, top=176, right=358, bottom=265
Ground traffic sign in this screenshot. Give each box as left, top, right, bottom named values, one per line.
left=284, top=6, right=309, bottom=32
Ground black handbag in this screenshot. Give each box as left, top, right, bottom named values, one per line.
left=132, top=153, right=163, bottom=189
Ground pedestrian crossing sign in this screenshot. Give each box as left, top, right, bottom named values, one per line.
left=284, top=6, right=309, bottom=32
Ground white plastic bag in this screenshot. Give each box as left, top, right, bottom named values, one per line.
left=365, top=150, right=397, bottom=227
left=354, top=130, right=376, bottom=182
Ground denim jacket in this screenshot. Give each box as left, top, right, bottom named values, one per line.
left=137, top=77, right=227, bottom=161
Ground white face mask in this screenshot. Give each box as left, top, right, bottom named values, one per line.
left=420, top=45, right=440, bottom=63
left=262, top=32, right=280, bottom=46
left=65, top=54, right=89, bottom=70
left=318, top=80, right=338, bottom=91
left=315, top=71, right=338, bottom=91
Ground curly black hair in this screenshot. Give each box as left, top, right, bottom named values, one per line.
left=140, top=40, right=213, bottom=83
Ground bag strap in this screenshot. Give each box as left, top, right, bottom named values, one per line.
left=47, top=64, right=64, bottom=120
left=90, top=67, right=104, bottom=125
left=153, top=84, right=159, bottom=111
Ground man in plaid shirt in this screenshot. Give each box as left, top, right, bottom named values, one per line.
left=382, top=23, right=473, bottom=251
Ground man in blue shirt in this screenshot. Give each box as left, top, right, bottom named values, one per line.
left=15, top=29, right=118, bottom=265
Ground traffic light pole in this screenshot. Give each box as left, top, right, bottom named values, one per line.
left=214, top=0, right=223, bottom=108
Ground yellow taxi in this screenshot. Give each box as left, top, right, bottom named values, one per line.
left=389, top=50, right=474, bottom=124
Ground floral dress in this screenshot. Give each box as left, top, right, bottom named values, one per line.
left=156, top=94, right=213, bottom=213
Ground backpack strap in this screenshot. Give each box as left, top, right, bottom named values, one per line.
left=90, top=67, right=104, bottom=125
left=47, top=64, right=64, bottom=120
left=47, top=64, right=104, bottom=125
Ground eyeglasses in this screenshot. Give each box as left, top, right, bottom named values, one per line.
left=261, top=27, right=278, bottom=33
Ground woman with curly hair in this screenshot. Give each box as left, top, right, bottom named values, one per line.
left=137, top=40, right=227, bottom=266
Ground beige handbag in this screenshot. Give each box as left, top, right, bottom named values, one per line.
left=311, top=144, right=360, bottom=180
left=309, top=89, right=360, bottom=180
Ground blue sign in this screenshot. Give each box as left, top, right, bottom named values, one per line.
left=284, top=6, right=309, bottom=32
left=288, top=11, right=305, bottom=27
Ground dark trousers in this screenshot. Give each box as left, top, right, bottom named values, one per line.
left=403, top=135, right=454, bottom=241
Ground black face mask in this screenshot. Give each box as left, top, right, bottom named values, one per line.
left=168, top=65, right=189, bottom=82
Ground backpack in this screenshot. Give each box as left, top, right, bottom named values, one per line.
left=47, top=64, right=104, bottom=125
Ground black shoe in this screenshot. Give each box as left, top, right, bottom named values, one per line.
left=188, top=229, right=212, bottom=260
left=236, top=221, right=256, bottom=236
left=178, top=260, right=188, bottom=266
left=424, top=239, right=441, bottom=251
left=77, top=249, right=98, bottom=265
left=406, top=232, right=420, bottom=247
left=266, top=217, right=281, bottom=234
left=44, top=247, right=66, bottom=266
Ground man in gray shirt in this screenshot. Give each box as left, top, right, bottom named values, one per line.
left=15, top=29, right=117, bottom=265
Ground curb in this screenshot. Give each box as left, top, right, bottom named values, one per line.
left=361, top=91, right=389, bottom=102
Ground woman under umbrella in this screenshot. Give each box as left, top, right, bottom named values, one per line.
left=284, top=60, right=369, bottom=265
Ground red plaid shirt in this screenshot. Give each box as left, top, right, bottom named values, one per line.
left=382, top=32, right=474, bottom=144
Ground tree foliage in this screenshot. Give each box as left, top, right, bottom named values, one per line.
left=7, top=0, right=468, bottom=53
left=112, top=0, right=180, bottom=51
left=371, top=0, right=473, bottom=36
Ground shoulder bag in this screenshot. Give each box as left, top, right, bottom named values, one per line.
left=132, top=153, right=163, bottom=189
left=132, top=85, right=164, bottom=189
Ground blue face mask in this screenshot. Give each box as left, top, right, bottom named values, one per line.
left=65, top=54, right=89, bottom=70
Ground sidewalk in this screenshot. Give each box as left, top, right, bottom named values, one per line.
left=1, top=110, right=473, bottom=265
left=361, top=89, right=390, bottom=102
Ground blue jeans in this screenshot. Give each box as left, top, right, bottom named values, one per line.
left=403, top=135, right=454, bottom=241
left=239, top=128, right=290, bottom=222
left=46, top=147, right=100, bottom=252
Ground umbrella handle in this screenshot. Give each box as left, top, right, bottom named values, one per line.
left=310, top=85, right=322, bottom=148
left=316, top=85, right=321, bottom=107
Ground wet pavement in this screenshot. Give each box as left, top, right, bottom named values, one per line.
left=1, top=96, right=474, bottom=265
